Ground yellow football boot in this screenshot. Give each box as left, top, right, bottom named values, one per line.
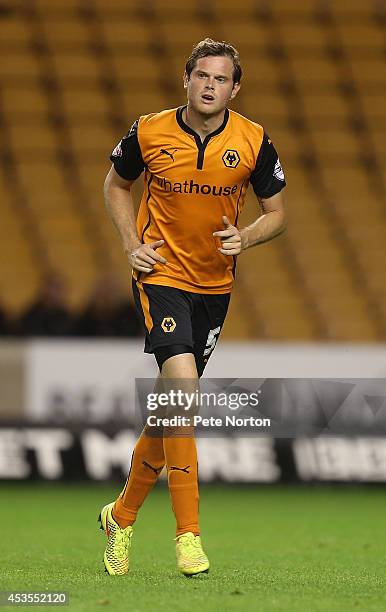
left=175, top=532, right=210, bottom=576
left=98, top=502, right=133, bottom=575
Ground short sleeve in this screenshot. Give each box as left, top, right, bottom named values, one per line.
left=109, top=119, right=145, bottom=181
left=250, top=132, right=286, bottom=199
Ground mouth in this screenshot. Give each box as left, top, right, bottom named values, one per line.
left=201, top=93, right=215, bottom=103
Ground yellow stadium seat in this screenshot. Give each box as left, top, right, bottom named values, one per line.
left=26, top=192, right=76, bottom=215
left=7, top=122, right=58, bottom=158
left=242, top=91, right=287, bottom=122
left=66, top=121, right=117, bottom=156
left=152, top=0, right=201, bottom=18
left=1, top=85, right=50, bottom=117
left=336, top=23, right=384, bottom=51
left=278, top=22, right=328, bottom=52
left=347, top=225, right=385, bottom=251
left=262, top=318, right=316, bottom=341
left=290, top=56, right=341, bottom=86
left=15, top=161, right=72, bottom=206
left=41, top=19, right=90, bottom=49
left=252, top=293, right=316, bottom=340
left=269, top=0, right=319, bottom=17
left=320, top=166, right=371, bottom=198
left=316, top=295, right=378, bottom=341
left=319, top=164, right=385, bottom=221
left=0, top=262, right=40, bottom=313
left=270, top=127, right=303, bottom=161
left=295, top=237, right=347, bottom=269
left=212, top=0, right=257, bottom=18
left=0, top=213, right=27, bottom=246
left=348, top=57, right=386, bottom=88
left=99, top=18, right=151, bottom=51
left=60, top=87, right=110, bottom=118
left=218, top=22, right=270, bottom=52
left=120, top=90, right=170, bottom=118
left=286, top=221, right=337, bottom=247
left=0, top=15, right=30, bottom=46
left=302, top=92, right=349, bottom=120
left=283, top=165, right=311, bottom=192
left=51, top=51, right=100, bottom=83
left=221, top=293, right=250, bottom=340
left=158, top=22, right=218, bottom=54
left=310, top=127, right=361, bottom=159
left=0, top=51, right=42, bottom=80
left=328, top=0, right=375, bottom=17
left=370, top=129, right=386, bottom=163
left=357, top=254, right=386, bottom=281
left=34, top=0, right=81, bottom=13
left=93, top=0, right=141, bottom=11
left=241, top=242, right=290, bottom=287
left=238, top=55, right=281, bottom=88
left=78, top=160, right=110, bottom=192
left=361, top=115, right=386, bottom=136
left=0, top=179, right=41, bottom=312
left=110, top=52, right=161, bottom=83
left=360, top=93, right=386, bottom=119
left=287, top=200, right=324, bottom=228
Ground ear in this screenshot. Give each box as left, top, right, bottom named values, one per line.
left=230, top=82, right=241, bottom=100
left=183, top=71, right=189, bottom=89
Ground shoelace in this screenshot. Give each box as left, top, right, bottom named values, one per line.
left=177, top=534, right=204, bottom=559
left=112, top=526, right=131, bottom=558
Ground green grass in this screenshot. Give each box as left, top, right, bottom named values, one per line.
left=0, top=484, right=385, bottom=611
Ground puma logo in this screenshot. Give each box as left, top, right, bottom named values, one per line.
left=160, top=148, right=178, bottom=162
left=170, top=465, right=190, bottom=474
left=142, top=460, right=163, bottom=475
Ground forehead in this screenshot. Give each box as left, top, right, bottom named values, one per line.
left=193, top=55, right=234, bottom=77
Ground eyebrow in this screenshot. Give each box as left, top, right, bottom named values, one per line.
left=196, top=70, right=229, bottom=79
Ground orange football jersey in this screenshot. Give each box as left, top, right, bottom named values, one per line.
left=110, top=106, right=286, bottom=294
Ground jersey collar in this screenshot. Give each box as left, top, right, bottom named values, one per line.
left=176, top=105, right=229, bottom=141
left=176, top=105, right=229, bottom=170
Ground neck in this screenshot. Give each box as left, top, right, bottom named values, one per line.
left=183, top=104, right=226, bottom=141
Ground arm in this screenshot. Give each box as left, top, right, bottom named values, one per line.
left=104, top=165, right=139, bottom=253
left=104, top=166, right=166, bottom=273
left=240, top=190, right=286, bottom=250
left=213, top=191, right=286, bottom=256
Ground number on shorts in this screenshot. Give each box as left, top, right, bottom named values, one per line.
left=203, top=326, right=221, bottom=356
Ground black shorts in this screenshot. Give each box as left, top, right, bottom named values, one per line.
left=132, top=279, right=230, bottom=377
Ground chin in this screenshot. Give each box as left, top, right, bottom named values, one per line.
left=196, top=101, right=221, bottom=116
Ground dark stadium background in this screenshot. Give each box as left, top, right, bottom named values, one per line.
left=0, top=1, right=385, bottom=611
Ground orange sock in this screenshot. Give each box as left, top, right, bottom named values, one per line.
left=163, top=428, right=199, bottom=537
left=113, top=426, right=165, bottom=528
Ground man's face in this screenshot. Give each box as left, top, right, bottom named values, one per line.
left=184, top=55, right=240, bottom=116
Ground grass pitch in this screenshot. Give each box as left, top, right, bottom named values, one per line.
left=1, top=483, right=385, bottom=611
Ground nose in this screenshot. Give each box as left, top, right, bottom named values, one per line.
left=205, top=76, right=215, bottom=90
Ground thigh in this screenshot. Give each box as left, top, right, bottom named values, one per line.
left=191, top=293, right=231, bottom=377
left=132, top=280, right=194, bottom=353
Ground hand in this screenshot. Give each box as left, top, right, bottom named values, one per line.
left=213, top=216, right=242, bottom=256
left=130, top=240, right=167, bottom=273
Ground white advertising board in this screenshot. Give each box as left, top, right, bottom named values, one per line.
left=25, top=341, right=386, bottom=421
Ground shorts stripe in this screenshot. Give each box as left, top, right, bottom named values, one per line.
left=136, top=281, right=153, bottom=332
